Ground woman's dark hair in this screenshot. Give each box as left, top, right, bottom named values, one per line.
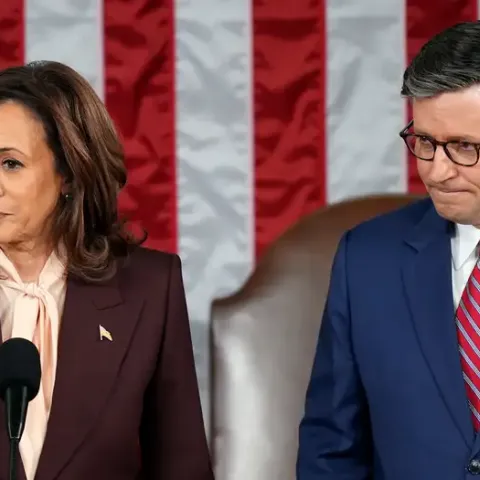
left=0, top=60, right=144, bottom=283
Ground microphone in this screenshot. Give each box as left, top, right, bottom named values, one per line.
left=0, top=338, right=41, bottom=480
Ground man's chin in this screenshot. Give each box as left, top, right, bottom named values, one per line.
left=431, top=200, right=479, bottom=226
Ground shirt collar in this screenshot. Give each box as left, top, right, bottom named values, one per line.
left=452, top=223, right=480, bottom=270
left=0, top=248, right=66, bottom=286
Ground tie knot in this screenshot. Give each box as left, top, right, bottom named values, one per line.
left=22, top=283, right=43, bottom=299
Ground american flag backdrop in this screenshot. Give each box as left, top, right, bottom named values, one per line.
left=0, top=0, right=477, bottom=430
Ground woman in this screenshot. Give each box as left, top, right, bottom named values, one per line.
left=0, top=60, right=214, bottom=480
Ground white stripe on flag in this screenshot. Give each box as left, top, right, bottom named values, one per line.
left=174, top=0, right=254, bottom=429
left=25, top=0, right=104, bottom=99
left=326, top=0, right=407, bottom=202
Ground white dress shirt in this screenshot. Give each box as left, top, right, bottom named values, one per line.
left=451, top=223, right=480, bottom=309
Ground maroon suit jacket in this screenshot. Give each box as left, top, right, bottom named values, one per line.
left=0, top=247, right=214, bottom=480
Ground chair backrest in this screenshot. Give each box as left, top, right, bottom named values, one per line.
left=210, top=193, right=422, bottom=480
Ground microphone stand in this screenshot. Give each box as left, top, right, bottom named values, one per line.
left=5, top=386, right=28, bottom=480
left=8, top=437, right=18, bottom=480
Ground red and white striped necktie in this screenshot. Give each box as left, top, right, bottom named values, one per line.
left=456, top=259, right=480, bottom=431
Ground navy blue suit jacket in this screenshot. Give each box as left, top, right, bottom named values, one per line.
left=296, top=197, right=480, bottom=479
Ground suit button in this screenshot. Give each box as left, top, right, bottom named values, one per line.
left=468, top=459, right=480, bottom=474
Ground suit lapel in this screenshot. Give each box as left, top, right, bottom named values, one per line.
left=35, top=273, right=144, bottom=480
left=402, top=203, right=473, bottom=445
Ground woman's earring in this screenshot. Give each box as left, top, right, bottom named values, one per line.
left=64, top=192, right=72, bottom=201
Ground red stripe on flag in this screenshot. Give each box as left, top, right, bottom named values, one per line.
left=104, top=0, right=178, bottom=253
left=0, top=0, right=24, bottom=68
left=405, top=0, right=478, bottom=194
left=253, top=0, right=326, bottom=258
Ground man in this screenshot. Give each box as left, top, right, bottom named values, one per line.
left=296, top=21, right=480, bottom=479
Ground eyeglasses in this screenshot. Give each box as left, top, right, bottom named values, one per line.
left=399, top=120, right=480, bottom=167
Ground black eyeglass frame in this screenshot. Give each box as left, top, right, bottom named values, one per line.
left=399, top=120, right=480, bottom=167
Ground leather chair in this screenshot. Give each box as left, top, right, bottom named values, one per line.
left=210, top=193, right=422, bottom=480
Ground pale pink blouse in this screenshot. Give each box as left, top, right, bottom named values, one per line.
left=0, top=249, right=66, bottom=480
